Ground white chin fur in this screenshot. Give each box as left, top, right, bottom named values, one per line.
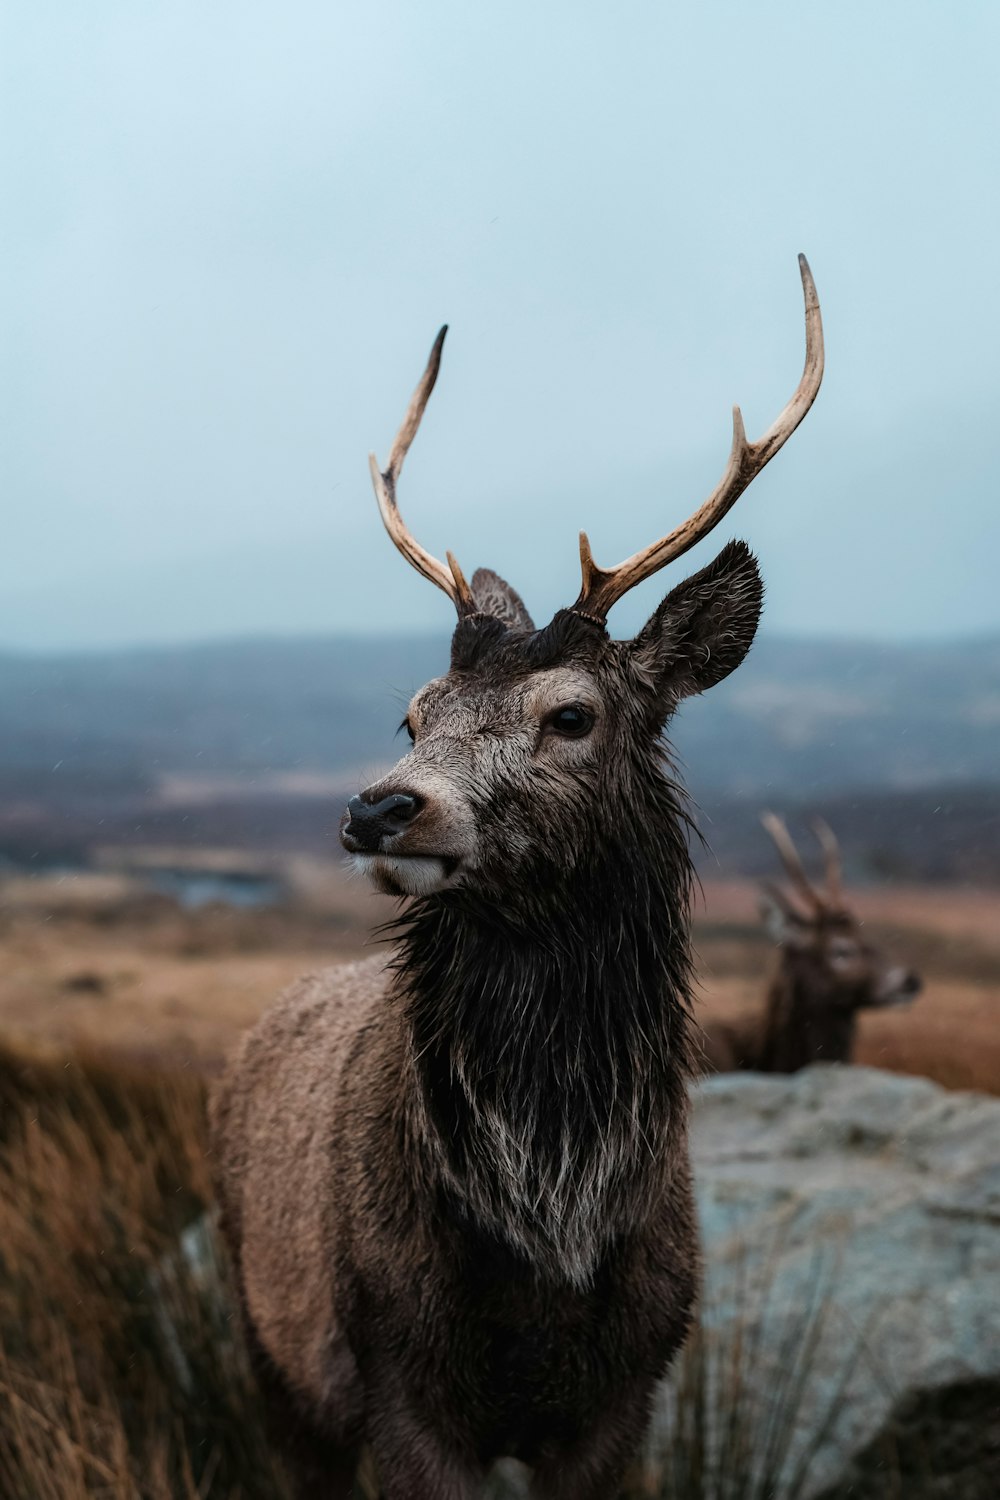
left=352, top=854, right=455, bottom=897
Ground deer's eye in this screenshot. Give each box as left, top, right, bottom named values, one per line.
left=399, top=717, right=416, bottom=743
left=548, top=704, right=594, bottom=738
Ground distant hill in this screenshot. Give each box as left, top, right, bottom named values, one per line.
left=696, top=784, right=1000, bottom=886
left=1, top=632, right=998, bottom=883
left=1, top=631, right=997, bottom=798
left=0, top=636, right=448, bottom=788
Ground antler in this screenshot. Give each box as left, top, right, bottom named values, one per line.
left=574, top=254, right=824, bottom=622
left=811, top=816, right=844, bottom=908
left=368, top=326, right=475, bottom=616
left=761, top=811, right=826, bottom=914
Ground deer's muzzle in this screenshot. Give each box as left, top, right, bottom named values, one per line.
left=341, top=792, right=424, bottom=853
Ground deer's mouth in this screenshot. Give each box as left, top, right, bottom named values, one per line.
left=351, top=852, right=462, bottom=897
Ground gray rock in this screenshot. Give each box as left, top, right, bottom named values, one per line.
left=647, top=1065, right=1000, bottom=1498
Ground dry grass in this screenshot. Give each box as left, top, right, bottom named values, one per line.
left=0, top=1042, right=292, bottom=1499
left=635, top=1252, right=875, bottom=1500
left=0, top=867, right=380, bottom=1067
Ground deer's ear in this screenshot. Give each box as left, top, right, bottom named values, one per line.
left=627, top=540, right=763, bottom=705
left=471, top=569, right=535, bottom=632
left=759, top=885, right=812, bottom=947
left=760, top=889, right=792, bottom=944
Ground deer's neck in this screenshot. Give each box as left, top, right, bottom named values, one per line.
left=763, top=966, right=857, bottom=1071
left=393, top=844, right=694, bottom=1284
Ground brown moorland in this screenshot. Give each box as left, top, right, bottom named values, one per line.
left=0, top=870, right=996, bottom=1095
left=0, top=870, right=995, bottom=1497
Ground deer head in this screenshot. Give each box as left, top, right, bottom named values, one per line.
left=342, top=258, right=824, bottom=903
left=760, top=813, right=923, bottom=1012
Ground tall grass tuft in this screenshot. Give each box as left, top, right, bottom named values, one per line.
left=628, top=1245, right=875, bottom=1500
left=0, top=1042, right=291, bottom=1498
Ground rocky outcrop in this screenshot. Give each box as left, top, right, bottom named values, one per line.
left=666, top=1066, right=1000, bottom=1497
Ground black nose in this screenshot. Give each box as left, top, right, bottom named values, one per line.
left=900, top=971, right=922, bottom=998
left=342, top=791, right=423, bottom=853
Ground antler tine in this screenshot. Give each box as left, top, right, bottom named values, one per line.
left=575, top=254, right=824, bottom=621
left=760, top=879, right=810, bottom=921
left=811, top=816, right=844, bottom=907
left=368, top=326, right=474, bottom=615
left=759, top=878, right=817, bottom=935
left=760, top=811, right=825, bottom=913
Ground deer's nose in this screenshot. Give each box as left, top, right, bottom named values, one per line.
left=341, top=791, right=424, bottom=853
left=899, top=971, right=922, bottom=998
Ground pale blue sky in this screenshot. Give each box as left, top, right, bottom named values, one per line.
left=3, top=1, right=998, bottom=649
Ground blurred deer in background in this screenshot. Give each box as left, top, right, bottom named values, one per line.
left=212, top=258, right=823, bottom=1499
left=703, top=814, right=922, bottom=1075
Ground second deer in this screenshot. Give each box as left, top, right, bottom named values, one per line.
left=703, top=815, right=922, bottom=1073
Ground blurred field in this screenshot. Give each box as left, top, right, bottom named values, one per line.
left=0, top=863, right=381, bottom=1068
left=0, top=867, right=996, bottom=1094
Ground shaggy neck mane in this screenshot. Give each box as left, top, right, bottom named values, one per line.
left=384, top=771, right=696, bottom=1285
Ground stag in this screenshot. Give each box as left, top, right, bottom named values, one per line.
left=211, top=257, right=824, bottom=1498
left=703, top=815, right=922, bottom=1074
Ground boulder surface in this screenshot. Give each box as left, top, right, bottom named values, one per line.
left=669, top=1065, right=1000, bottom=1497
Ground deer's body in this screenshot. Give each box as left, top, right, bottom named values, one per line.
left=212, top=259, right=824, bottom=1496
left=213, top=836, right=698, bottom=1493
left=702, top=817, right=921, bottom=1075
left=703, top=965, right=862, bottom=1073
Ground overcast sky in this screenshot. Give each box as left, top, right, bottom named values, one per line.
left=3, top=1, right=998, bottom=651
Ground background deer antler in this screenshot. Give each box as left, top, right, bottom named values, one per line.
left=811, top=816, right=844, bottom=907
left=368, top=326, right=475, bottom=616
left=574, top=254, right=824, bottom=622
left=761, top=811, right=827, bottom=914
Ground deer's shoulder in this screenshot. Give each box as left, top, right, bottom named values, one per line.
left=211, top=955, right=390, bottom=1144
